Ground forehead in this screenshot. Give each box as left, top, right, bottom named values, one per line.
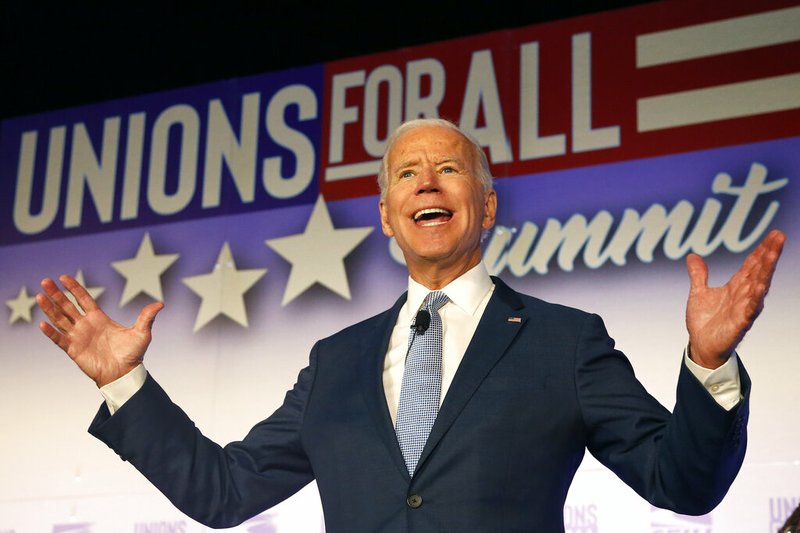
left=387, top=126, right=473, bottom=168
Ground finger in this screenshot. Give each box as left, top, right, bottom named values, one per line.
left=754, top=229, right=785, bottom=261
left=134, top=302, right=164, bottom=334
left=38, top=320, right=71, bottom=354
left=40, top=277, right=83, bottom=322
left=742, top=230, right=785, bottom=286
left=742, top=285, right=765, bottom=323
left=36, top=286, right=76, bottom=333
left=685, top=253, right=708, bottom=292
left=59, top=274, right=100, bottom=314
left=733, top=231, right=786, bottom=318
left=732, top=231, right=779, bottom=287
left=760, top=229, right=786, bottom=269
left=754, top=230, right=786, bottom=294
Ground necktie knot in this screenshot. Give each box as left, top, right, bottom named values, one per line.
left=423, top=291, right=449, bottom=314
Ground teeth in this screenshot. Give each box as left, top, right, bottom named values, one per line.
left=413, top=208, right=452, bottom=221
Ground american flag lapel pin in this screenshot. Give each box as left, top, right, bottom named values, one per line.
left=507, top=316, right=522, bottom=323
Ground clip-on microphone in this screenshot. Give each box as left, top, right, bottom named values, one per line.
left=413, top=309, right=431, bottom=335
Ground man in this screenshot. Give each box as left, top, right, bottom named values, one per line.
left=37, top=119, right=785, bottom=532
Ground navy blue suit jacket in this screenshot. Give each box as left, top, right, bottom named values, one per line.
left=89, top=277, right=749, bottom=532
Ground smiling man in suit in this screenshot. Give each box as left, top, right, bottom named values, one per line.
left=37, top=118, right=785, bottom=532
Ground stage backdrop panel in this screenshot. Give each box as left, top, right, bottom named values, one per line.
left=2, top=1, right=798, bottom=531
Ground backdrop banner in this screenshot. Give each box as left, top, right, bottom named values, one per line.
left=2, top=1, right=798, bottom=531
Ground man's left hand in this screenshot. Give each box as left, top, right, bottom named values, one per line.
left=685, top=229, right=786, bottom=369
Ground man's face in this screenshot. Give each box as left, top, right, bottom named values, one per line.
left=379, top=125, right=496, bottom=278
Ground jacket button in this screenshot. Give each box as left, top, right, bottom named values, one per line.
left=407, top=494, right=423, bottom=508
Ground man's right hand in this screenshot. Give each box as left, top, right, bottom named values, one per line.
left=36, top=274, right=163, bottom=388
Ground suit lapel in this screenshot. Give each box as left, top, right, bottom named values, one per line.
left=359, top=292, right=412, bottom=480
left=416, top=277, right=528, bottom=473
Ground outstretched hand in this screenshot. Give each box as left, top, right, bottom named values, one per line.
left=36, top=274, right=163, bottom=388
left=685, top=229, right=786, bottom=369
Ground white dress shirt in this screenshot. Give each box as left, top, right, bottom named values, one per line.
left=382, top=262, right=495, bottom=425
left=101, top=262, right=741, bottom=414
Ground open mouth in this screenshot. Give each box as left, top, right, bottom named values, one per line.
left=413, top=208, right=453, bottom=226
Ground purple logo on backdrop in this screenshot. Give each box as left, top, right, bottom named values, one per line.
left=770, top=496, right=800, bottom=532
left=650, top=506, right=712, bottom=533
left=564, top=504, right=598, bottom=533
left=133, top=520, right=187, bottom=532
left=52, top=524, right=93, bottom=533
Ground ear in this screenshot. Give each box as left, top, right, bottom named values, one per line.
left=482, top=189, right=497, bottom=230
left=379, top=199, right=395, bottom=237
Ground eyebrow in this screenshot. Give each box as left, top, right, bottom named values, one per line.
left=392, top=158, right=420, bottom=172
left=392, top=156, right=464, bottom=173
left=433, top=157, right=463, bottom=166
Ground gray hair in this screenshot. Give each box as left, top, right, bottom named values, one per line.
left=377, top=118, right=494, bottom=199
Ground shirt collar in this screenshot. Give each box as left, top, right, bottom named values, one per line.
left=405, top=261, right=493, bottom=320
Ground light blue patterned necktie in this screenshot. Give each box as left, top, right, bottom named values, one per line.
left=395, top=291, right=449, bottom=476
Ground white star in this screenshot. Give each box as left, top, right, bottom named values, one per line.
left=67, top=270, right=105, bottom=314
left=111, top=232, right=179, bottom=306
left=265, top=195, right=373, bottom=305
left=182, top=242, right=267, bottom=332
left=6, top=286, right=37, bottom=324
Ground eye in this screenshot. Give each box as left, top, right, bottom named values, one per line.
left=440, top=166, right=456, bottom=174
left=400, top=170, right=414, bottom=179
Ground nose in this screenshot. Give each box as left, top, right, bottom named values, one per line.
left=416, top=166, right=440, bottom=194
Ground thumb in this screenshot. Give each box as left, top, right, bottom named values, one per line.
left=685, top=253, right=709, bottom=292
left=134, top=302, right=164, bottom=334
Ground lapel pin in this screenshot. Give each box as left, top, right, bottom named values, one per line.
left=507, top=316, right=522, bottom=323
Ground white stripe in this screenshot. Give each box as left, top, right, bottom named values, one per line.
left=637, top=73, right=800, bottom=132
left=637, top=6, right=800, bottom=68
left=324, top=160, right=381, bottom=182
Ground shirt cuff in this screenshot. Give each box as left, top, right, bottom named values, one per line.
left=99, top=364, right=147, bottom=415
left=684, top=348, right=742, bottom=411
